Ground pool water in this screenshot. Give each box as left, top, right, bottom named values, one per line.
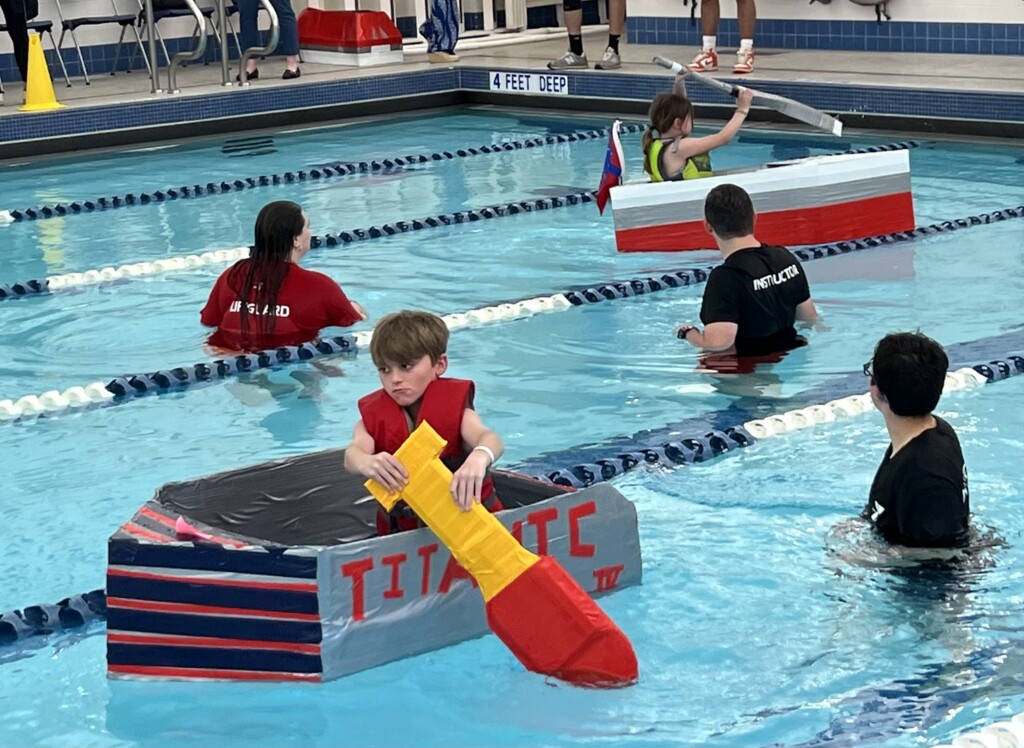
left=1, top=108, right=1023, bottom=747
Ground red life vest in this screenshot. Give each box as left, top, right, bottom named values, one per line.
left=358, top=377, right=501, bottom=535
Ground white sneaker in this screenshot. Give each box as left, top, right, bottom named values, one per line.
left=428, top=51, right=460, bottom=63
left=547, top=51, right=589, bottom=70
left=594, top=46, right=621, bottom=70
left=733, top=47, right=755, bottom=74
left=687, top=49, right=718, bottom=72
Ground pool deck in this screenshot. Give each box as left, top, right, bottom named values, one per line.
left=1, top=30, right=1023, bottom=156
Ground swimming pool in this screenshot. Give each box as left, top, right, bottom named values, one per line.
left=1, top=108, right=1023, bottom=747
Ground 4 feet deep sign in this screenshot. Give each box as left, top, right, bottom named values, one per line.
left=489, top=72, right=569, bottom=96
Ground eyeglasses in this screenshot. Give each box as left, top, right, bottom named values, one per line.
left=862, top=359, right=873, bottom=378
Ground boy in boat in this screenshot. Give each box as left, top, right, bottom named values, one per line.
left=344, top=310, right=505, bottom=535
left=642, top=75, right=754, bottom=182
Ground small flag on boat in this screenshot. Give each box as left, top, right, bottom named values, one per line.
left=596, top=120, right=625, bottom=215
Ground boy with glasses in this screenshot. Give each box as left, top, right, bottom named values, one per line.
left=862, top=332, right=970, bottom=548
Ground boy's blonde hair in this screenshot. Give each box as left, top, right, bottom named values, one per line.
left=369, top=310, right=449, bottom=368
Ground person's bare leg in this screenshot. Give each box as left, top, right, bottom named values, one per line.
left=609, top=0, right=626, bottom=37
left=565, top=8, right=582, bottom=35
left=737, top=0, right=756, bottom=39
left=701, top=0, right=720, bottom=37
left=548, top=6, right=587, bottom=67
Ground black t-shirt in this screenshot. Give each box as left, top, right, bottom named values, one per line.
left=700, top=244, right=812, bottom=356
left=863, top=417, right=970, bottom=548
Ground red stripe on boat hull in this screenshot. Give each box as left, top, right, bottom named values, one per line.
left=107, top=632, right=321, bottom=654
left=106, top=596, right=320, bottom=621
left=616, top=192, right=915, bottom=253
left=108, top=664, right=321, bottom=682
left=107, top=567, right=318, bottom=593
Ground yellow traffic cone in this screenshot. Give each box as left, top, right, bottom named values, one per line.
left=19, top=32, right=65, bottom=112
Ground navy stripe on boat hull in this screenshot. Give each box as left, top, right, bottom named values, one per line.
left=106, top=609, right=323, bottom=643
left=108, top=540, right=317, bottom=579
left=106, top=576, right=319, bottom=615
left=107, top=643, right=323, bottom=674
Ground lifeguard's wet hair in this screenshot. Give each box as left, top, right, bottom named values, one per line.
left=872, top=332, right=949, bottom=417
left=642, top=93, right=694, bottom=176
left=227, top=200, right=306, bottom=348
left=370, top=310, right=450, bottom=368
left=704, top=183, right=756, bottom=239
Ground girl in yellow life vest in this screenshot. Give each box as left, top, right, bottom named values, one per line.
left=642, top=80, right=755, bottom=183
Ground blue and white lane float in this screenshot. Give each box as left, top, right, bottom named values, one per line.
left=535, top=366, right=1000, bottom=489
left=0, top=295, right=574, bottom=423
left=0, top=134, right=913, bottom=228
left=0, top=142, right=933, bottom=301
left=0, top=189, right=598, bottom=300
left=3, top=212, right=1024, bottom=424
left=2, top=196, right=1020, bottom=302
left=0, top=590, right=106, bottom=646
left=0, top=124, right=650, bottom=226
left=2, top=349, right=1020, bottom=648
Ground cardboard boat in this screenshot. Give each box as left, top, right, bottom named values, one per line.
left=610, top=148, right=915, bottom=252
left=105, top=450, right=642, bottom=682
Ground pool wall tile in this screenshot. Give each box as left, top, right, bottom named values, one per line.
left=2, top=64, right=1023, bottom=150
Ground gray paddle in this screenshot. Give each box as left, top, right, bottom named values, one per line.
left=652, top=55, right=844, bottom=137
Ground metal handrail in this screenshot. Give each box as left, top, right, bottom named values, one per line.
left=142, top=0, right=160, bottom=92
left=167, top=0, right=209, bottom=93
left=215, top=0, right=230, bottom=85
left=238, top=0, right=279, bottom=86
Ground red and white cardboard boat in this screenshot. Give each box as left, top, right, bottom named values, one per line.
left=609, top=145, right=915, bottom=253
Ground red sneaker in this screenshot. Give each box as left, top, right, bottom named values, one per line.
left=733, top=48, right=755, bottom=74
left=687, top=49, right=718, bottom=73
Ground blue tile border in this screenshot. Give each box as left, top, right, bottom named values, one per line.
left=627, top=18, right=1024, bottom=55
left=3, top=16, right=1019, bottom=81
left=3, top=64, right=1024, bottom=149
left=0, top=69, right=457, bottom=145
left=461, top=68, right=1024, bottom=124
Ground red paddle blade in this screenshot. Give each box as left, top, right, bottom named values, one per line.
left=485, top=555, right=638, bottom=688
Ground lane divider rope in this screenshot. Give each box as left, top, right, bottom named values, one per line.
left=0, top=190, right=598, bottom=299
left=536, top=357, right=1020, bottom=488
left=3, top=204, right=1019, bottom=423
left=0, top=140, right=926, bottom=301
left=0, top=124, right=650, bottom=228
left=0, top=589, right=106, bottom=647
left=0, top=294, right=575, bottom=423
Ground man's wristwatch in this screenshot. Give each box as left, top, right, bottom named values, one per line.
left=676, top=324, right=698, bottom=340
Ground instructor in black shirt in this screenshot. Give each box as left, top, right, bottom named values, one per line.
left=676, top=184, right=819, bottom=357
left=862, top=332, right=970, bottom=548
